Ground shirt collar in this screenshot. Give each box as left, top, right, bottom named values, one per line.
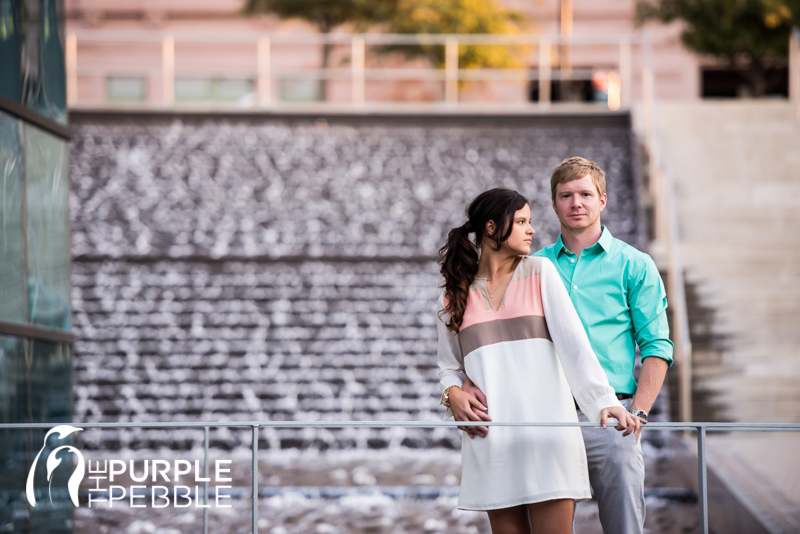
left=556, top=226, right=613, bottom=256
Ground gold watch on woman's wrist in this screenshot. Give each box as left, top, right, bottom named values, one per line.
left=441, top=385, right=460, bottom=408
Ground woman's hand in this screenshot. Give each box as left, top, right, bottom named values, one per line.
left=450, top=383, right=492, bottom=439
left=599, top=406, right=645, bottom=441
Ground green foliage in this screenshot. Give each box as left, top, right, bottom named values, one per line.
left=244, top=0, right=525, bottom=69
left=387, top=0, right=525, bottom=69
left=243, top=0, right=393, bottom=32
left=636, top=0, right=800, bottom=94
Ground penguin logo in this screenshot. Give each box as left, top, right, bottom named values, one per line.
left=26, top=425, right=85, bottom=507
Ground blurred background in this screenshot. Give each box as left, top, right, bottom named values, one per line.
left=1, top=0, right=799, bottom=532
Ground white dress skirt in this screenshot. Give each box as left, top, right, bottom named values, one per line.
left=437, top=256, right=622, bottom=510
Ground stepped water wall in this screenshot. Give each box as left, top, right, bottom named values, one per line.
left=69, top=112, right=644, bottom=452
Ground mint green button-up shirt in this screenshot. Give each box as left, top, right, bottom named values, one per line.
left=533, top=227, right=673, bottom=394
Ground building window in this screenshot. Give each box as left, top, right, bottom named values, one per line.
left=175, top=77, right=255, bottom=103
left=107, top=76, right=147, bottom=102
left=701, top=67, right=789, bottom=98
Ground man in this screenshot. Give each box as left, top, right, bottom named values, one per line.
left=456, top=157, right=673, bottom=533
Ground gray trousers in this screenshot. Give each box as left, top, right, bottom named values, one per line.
left=577, top=398, right=645, bottom=534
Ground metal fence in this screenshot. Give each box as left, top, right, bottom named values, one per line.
left=3, top=419, right=799, bottom=534
left=65, top=30, right=640, bottom=109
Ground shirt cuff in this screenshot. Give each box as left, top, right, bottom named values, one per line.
left=581, top=392, right=624, bottom=423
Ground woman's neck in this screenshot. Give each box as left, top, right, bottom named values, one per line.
left=476, top=248, right=520, bottom=280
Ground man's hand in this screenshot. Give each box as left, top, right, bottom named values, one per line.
left=599, top=406, right=644, bottom=441
left=450, top=378, right=491, bottom=439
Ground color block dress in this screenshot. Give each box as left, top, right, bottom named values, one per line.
left=437, top=256, right=622, bottom=510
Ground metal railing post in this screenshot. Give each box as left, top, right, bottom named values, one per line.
left=252, top=425, right=259, bottom=533
left=65, top=32, right=78, bottom=106
left=445, top=37, right=459, bottom=105
left=257, top=36, right=271, bottom=107
left=352, top=35, right=366, bottom=105
left=538, top=38, right=551, bottom=106
left=203, top=426, right=209, bottom=534
left=607, top=71, right=621, bottom=111
left=444, top=36, right=458, bottom=105
left=697, top=425, right=709, bottom=534
left=790, top=27, right=800, bottom=122
left=619, top=38, right=632, bottom=109
left=162, top=35, right=175, bottom=105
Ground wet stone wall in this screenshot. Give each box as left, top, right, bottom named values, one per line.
left=69, top=112, right=644, bottom=451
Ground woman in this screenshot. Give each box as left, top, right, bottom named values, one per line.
left=437, top=188, right=638, bottom=533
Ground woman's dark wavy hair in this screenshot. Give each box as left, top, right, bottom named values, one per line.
left=438, top=188, right=529, bottom=332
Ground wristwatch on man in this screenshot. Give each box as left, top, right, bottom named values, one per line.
left=628, top=408, right=648, bottom=421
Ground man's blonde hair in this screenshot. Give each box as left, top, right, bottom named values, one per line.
left=550, top=157, right=606, bottom=201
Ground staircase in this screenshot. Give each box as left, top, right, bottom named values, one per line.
left=656, top=101, right=800, bottom=533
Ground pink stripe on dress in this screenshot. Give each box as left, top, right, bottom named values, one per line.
left=460, top=275, right=544, bottom=330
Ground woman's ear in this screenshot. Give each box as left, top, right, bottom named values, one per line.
left=485, top=220, right=496, bottom=237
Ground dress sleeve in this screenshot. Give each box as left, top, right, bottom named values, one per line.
left=436, top=292, right=466, bottom=419
left=539, top=257, right=622, bottom=422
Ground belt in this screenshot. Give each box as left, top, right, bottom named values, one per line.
left=574, top=393, right=632, bottom=410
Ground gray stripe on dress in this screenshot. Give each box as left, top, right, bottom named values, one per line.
left=459, top=315, right=551, bottom=356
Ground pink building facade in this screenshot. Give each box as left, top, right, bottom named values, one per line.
left=64, top=0, right=705, bottom=108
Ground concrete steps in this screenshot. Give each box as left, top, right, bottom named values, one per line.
left=653, top=101, right=800, bottom=532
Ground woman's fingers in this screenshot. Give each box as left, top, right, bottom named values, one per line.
left=453, top=396, right=490, bottom=439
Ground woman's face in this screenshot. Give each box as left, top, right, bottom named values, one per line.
left=502, top=203, right=535, bottom=255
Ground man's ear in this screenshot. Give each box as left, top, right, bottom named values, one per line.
left=599, top=193, right=607, bottom=212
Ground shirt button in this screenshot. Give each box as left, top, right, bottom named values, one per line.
left=570, top=258, right=575, bottom=263
left=573, top=285, right=578, bottom=290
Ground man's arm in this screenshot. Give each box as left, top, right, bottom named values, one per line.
left=631, top=356, right=669, bottom=414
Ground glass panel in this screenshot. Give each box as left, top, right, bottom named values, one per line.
left=0, top=111, right=27, bottom=324
left=20, top=0, right=66, bottom=123
left=176, top=76, right=255, bottom=102
left=29, top=339, right=71, bottom=422
left=0, top=0, right=22, bottom=102
left=107, top=75, right=147, bottom=102
left=0, top=335, right=30, bottom=532
left=280, top=77, right=322, bottom=102
left=0, top=337, right=72, bottom=534
left=23, top=123, right=70, bottom=331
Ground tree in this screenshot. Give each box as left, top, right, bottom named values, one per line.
left=243, top=0, right=525, bottom=98
left=244, top=0, right=393, bottom=99
left=636, top=0, right=800, bottom=96
left=385, top=0, right=525, bottom=70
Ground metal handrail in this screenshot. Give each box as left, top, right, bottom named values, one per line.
left=5, top=419, right=799, bottom=534
left=65, top=30, right=639, bottom=109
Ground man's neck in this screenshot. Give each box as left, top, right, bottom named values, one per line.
left=560, top=224, right=603, bottom=257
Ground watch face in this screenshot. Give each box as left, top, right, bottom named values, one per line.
left=629, top=409, right=647, bottom=420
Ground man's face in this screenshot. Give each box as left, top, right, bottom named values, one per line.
left=552, top=174, right=607, bottom=232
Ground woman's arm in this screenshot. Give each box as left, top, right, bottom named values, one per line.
left=436, top=295, right=491, bottom=438
left=539, top=258, right=639, bottom=436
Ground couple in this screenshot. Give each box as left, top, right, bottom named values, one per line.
left=436, top=157, right=673, bottom=534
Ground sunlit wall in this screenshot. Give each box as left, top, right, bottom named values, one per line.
left=1, top=1, right=73, bottom=532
